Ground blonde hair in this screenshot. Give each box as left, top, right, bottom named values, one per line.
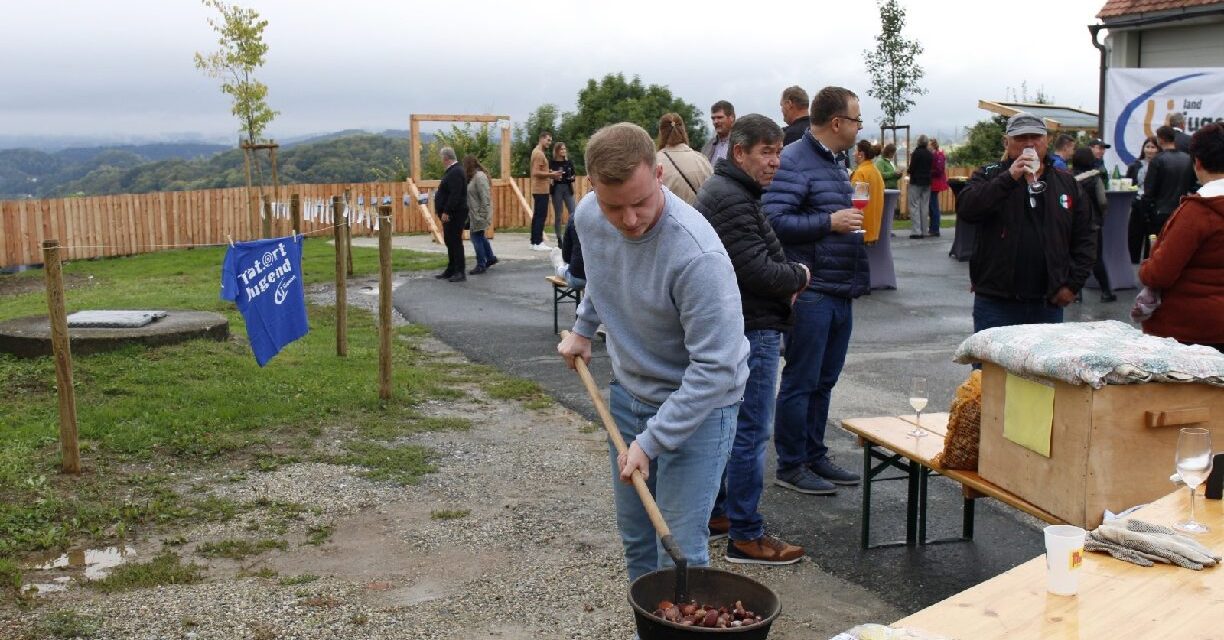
left=585, top=123, right=657, bottom=185
left=656, top=113, right=689, bottom=150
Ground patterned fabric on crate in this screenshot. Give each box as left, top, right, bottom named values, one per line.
left=933, top=370, right=982, bottom=471
left=953, top=320, right=1224, bottom=389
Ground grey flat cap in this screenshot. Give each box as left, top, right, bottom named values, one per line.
left=1006, top=112, right=1047, bottom=137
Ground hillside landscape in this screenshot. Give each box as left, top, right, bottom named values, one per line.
left=0, top=130, right=416, bottom=200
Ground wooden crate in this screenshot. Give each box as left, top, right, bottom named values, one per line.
left=978, top=362, right=1224, bottom=529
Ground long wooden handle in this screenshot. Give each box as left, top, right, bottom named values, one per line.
left=563, top=332, right=672, bottom=540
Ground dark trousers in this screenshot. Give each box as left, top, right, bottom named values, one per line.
left=443, top=215, right=466, bottom=275
left=470, top=230, right=494, bottom=268
left=972, top=295, right=1063, bottom=333
left=531, top=194, right=550, bottom=245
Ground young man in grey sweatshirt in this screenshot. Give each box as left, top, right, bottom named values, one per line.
left=557, top=122, right=749, bottom=583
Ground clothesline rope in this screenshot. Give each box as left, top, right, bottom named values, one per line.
left=55, top=223, right=347, bottom=253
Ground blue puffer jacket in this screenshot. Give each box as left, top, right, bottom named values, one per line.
left=762, top=130, right=869, bottom=298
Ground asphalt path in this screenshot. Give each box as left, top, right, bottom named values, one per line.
left=389, top=231, right=1135, bottom=615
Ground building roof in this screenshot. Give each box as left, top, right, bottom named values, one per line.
left=977, top=101, right=1100, bottom=133
left=1098, top=0, right=1224, bottom=19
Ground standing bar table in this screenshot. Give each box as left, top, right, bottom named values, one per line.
left=1086, top=190, right=1139, bottom=291
left=865, top=189, right=899, bottom=289
left=947, top=179, right=974, bottom=262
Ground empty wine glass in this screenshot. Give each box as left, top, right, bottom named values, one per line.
left=907, top=377, right=928, bottom=439
left=1174, top=427, right=1213, bottom=534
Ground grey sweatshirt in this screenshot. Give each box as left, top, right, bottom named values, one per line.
left=572, top=187, right=749, bottom=459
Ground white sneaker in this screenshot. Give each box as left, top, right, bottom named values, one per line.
left=530, top=243, right=553, bottom=252
left=549, top=247, right=565, bottom=271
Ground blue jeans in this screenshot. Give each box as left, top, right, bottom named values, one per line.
left=608, top=382, right=737, bottom=583
left=552, top=184, right=577, bottom=245
left=563, top=271, right=586, bottom=289
left=972, top=295, right=1063, bottom=333
left=469, top=230, right=495, bottom=268
left=712, top=329, right=780, bottom=541
left=774, top=291, right=853, bottom=473
left=929, top=190, right=942, bottom=234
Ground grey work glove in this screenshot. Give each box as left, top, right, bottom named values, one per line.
left=1086, top=519, right=1222, bottom=570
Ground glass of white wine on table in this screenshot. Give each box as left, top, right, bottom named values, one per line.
left=907, top=376, right=928, bottom=440
left=851, top=181, right=869, bottom=234
left=1174, top=427, right=1214, bottom=534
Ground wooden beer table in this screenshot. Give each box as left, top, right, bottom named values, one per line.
left=893, top=488, right=1224, bottom=639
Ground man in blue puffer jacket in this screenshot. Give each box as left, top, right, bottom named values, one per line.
left=763, top=86, right=869, bottom=495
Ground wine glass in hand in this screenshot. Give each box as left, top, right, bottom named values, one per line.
left=851, top=182, right=869, bottom=233
left=907, top=377, right=928, bottom=439
left=1174, top=427, right=1213, bottom=534
left=1022, top=147, right=1046, bottom=195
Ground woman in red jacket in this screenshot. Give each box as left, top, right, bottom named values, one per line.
left=1138, top=122, right=1224, bottom=352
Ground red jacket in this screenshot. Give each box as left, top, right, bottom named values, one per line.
left=931, top=149, right=949, bottom=193
left=1139, top=195, right=1224, bottom=344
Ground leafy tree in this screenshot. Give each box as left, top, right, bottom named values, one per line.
left=419, top=124, right=502, bottom=180
left=511, top=105, right=561, bottom=176
left=948, top=115, right=1008, bottom=168
left=863, top=0, right=927, bottom=126
left=193, top=0, right=277, bottom=145
left=558, top=74, right=706, bottom=174
left=511, top=75, right=705, bottom=175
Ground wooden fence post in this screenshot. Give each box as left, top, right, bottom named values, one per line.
left=42, top=240, right=80, bottom=474
left=262, top=197, right=273, bottom=239
left=332, top=197, right=348, bottom=357
left=290, top=194, right=301, bottom=236
left=377, top=204, right=393, bottom=401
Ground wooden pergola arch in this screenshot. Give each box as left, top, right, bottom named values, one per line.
left=407, top=114, right=532, bottom=243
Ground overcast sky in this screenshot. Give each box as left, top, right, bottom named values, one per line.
left=3, top=0, right=1112, bottom=144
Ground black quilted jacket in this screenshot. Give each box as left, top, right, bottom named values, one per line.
left=695, top=160, right=808, bottom=331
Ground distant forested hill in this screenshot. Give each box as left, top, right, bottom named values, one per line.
left=0, top=133, right=413, bottom=199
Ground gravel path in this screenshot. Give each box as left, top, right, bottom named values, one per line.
left=3, top=278, right=901, bottom=639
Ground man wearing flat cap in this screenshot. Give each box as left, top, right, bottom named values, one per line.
left=956, top=112, right=1096, bottom=332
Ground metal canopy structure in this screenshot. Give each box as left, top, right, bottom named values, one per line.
left=977, top=100, right=1100, bottom=133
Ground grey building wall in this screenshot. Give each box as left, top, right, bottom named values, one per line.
left=1106, top=18, right=1224, bottom=68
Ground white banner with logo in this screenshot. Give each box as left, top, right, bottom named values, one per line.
left=1103, top=67, right=1224, bottom=171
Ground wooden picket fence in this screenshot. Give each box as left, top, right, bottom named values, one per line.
left=0, top=177, right=591, bottom=268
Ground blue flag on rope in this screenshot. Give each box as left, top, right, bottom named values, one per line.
left=220, top=236, right=309, bottom=366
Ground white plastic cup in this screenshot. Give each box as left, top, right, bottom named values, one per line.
left=1043, top=524, right=1087, bottom=596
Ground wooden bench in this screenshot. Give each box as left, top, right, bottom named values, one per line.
left=841, top=414, right=1064, bottom=549
left=546, top=275, right=583, bottom=334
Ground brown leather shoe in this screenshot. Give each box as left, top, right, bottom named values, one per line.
left=725, top=534, right=804, bottom=565
left=708, top=515, right=730, bottom=540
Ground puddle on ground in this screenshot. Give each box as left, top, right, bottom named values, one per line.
left=34, top=545, right=137, bottom=579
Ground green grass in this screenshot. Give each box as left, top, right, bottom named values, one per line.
left=0, top=557, right=20, bottom=594
left=430, top=509, right=470, bottom=520
left=485, top=377, right=553, bottom=410
left=89, top=551, right=204, bottom=593
left=333, top=441, right=435, bottom=485
left=892, top=215, right=956, bottom=231
left=196, top=538, right=287, bottom=560
left=0, top=241, right=466, bottom=565
left=32, top=610, right=101, bottom=639
left=278, top=573, right=318, bottom=586
left=304, top=524, right=334, bottom=546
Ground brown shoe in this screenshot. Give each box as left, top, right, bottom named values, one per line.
left=708, top=515, right=730, bottom=541
left=725, top=534, right=804, bottom=565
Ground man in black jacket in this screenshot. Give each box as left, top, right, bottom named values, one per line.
left=779, top=86, right=810, bottom=147
left=695, top=114, right=808, bottom=566
left=957, top=113, right=1096, bottom=332
left=1144, top=126, right=1197, bottom=236
left=906, top=135, right=934, bottom=238
left=433, top=146, right=469, bottom=282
